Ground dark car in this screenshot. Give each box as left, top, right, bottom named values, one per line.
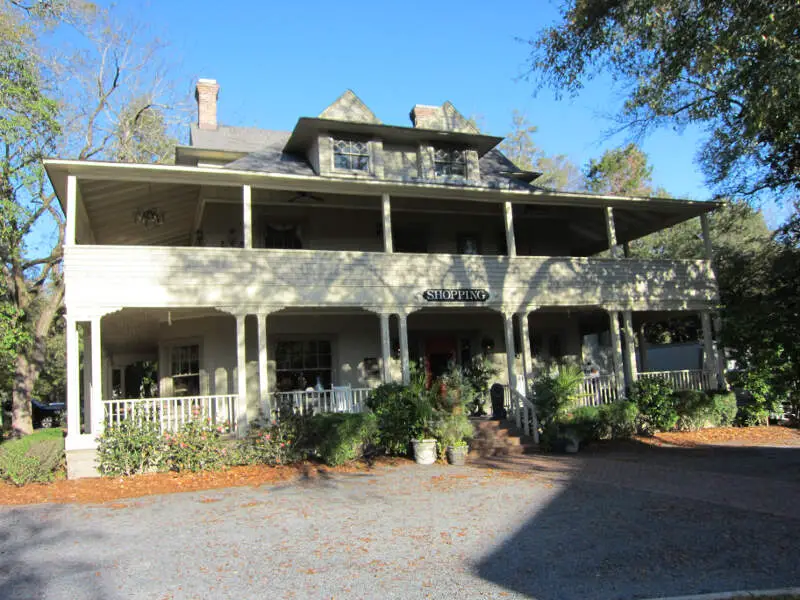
left=31, top=399, right=65, bottom=429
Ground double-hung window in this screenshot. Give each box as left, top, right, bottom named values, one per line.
left=170, top=344, right=200, bottom=396
left=333, top=139, right=369, bottom=171
left=275, top=340, right=333, bottom=391
left=433, top=147, right=467, bottom=177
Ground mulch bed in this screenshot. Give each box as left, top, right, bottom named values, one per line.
left=637, top=425, right=800, bottom=448
left=0, top=457, right=408, bottom=506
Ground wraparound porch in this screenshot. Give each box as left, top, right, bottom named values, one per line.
left=64, top=304, right=725, bottom=449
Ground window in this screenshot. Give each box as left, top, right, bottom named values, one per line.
left=457, top=233, right=481, bottom=255
left=333, top=139, right=369, bottom=171
left=433, top=147, right=467, bottom=177
left=170, top=344, right=200, bottom=396
left=264, top=224, right=301, bottom=249
left=275, top=340, right=333, bottom=391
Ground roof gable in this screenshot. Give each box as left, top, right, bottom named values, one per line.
left=318, top=90, right=381, bottom=124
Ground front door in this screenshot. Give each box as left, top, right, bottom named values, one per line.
left=424, top=336, right=457, bottom=383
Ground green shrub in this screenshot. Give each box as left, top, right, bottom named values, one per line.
left=97, top=415, right=164, bottom=477
left=306, top=412, right=378, bottom=466
left=674, top=390, right=738, bottom=431
left=602, top=400, right=639, bottom=439
left=533, top=364, right=585, bottom=426
left=732, top=369, right=782, bottom=426
left=236, top=418, right=304, bottom=466
left=630, top=377, right=678, bottom=433
left=434, top=412, right=474, bottom=452
left=463, top=356, right=499, bottom=416
left=0, top=429, right=65, bottom=486
left=366, top=383, right=434, bottom=454
left=163, top=420, right=227, bottom=472
left=562, top=405, right=605, bottom=442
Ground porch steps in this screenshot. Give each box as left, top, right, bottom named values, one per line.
left=468, top=418, right=538, bottom=458
left=66, top=449, right=101, bottom=479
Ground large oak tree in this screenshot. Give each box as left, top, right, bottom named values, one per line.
left=528, top=0, right=799, bottom=201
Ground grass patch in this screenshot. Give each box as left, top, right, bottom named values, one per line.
left=0, top=428, right=65, bottom=486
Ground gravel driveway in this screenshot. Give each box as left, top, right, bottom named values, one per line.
left=1, top=443, right=799, bottom=600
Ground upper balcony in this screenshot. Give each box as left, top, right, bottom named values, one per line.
left=47, top=160, right=720, bottom=316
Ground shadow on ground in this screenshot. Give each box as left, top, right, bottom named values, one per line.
left=0, top=506, right=112, bottom=600
left=473, top=440, right=800, bottom=600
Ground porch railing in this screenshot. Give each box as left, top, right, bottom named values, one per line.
left=639, top=369, right=716, bottom=391
left=103, top=394, right=237, bottom=434
left=274, top=387, right=371, bottom=415
left=576, top=375, right=620, bottom=406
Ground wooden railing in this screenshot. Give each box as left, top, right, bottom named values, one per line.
left=639, top=369, right=716, bottom=391
left=274, top=387, right=371, bottom=415
left=103, top=394, right=237, bottom=433
left=576, top=375, right=620, bottom=406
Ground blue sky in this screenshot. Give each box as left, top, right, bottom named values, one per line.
left=89, top=1, right=789, bottom=226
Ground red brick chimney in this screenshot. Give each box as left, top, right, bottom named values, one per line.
left=410, top=105, right=442, bottom=129
left=195, top=78, right=220, bottom=130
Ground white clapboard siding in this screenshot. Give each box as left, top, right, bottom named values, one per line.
left=64, top=246, right=717, bottom=313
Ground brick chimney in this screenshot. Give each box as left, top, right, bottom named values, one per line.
left=195, top=78, right=220, bottom=130
left=410, top=105, right=443, bottom=129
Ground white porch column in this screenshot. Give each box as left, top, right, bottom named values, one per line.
left=90, top=315, right=103, bottom=436
left=713, top=314, right=727, bottom=390
left=398, top=312, right=410, bottom=384
left=604, top=206, right=621, bottom=258
left=382, top=193, right=393, bottom=253
left=66, top=175, right=77, bottom=246
left=700, top=213, right=713, bottom=261
left=65, top=317, right=80, bottom=442
left=256, top=313, right=270, bottom=421
left=502, top=312, right=519, bottom=426
left=235, top=314, right=248, bottom=434
left=700, top=310, right=715, bottom=387
left=379, top=313, right=392, bottom=383
left=608, top=310, right=625, bottom=397
left=81, top=323, right=91, bottom=433
left=516, top=311, right=533, bottom=392
left=503, top=202, right=517, bottom=258
left=621, top=310, right=638, bottom=387
left=243, top=185, right=253, bottom=249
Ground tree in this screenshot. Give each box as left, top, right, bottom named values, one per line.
left=1, top=1, right=181, bottom=436
left=721, top=205, right=800, bottom=416
left=585, top=143, right=653, bottom=196
left=528, top=0, right=800, bottom=201
left=500, top=110, right=583, bottom=191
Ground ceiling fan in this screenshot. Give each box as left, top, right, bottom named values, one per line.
left=287, top=192, right=324, bottom=204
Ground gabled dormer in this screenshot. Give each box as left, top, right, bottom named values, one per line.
left=284, top=90, right=501, bottom=185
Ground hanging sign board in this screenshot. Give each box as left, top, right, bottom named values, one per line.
left=422, top=289, right=490, bottom=302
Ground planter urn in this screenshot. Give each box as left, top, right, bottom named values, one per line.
left=412, top=439, right=437, bottom=465
left=446, top=444, right=468, bottom=466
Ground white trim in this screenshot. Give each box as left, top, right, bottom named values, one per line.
left=44, top=158, right=723, bottom=210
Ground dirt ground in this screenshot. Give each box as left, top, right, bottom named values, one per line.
left=0, top=425, right=797, bottom=506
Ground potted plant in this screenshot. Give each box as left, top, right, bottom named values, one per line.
left=410, top=392, right=438, bottom=465
left=435, top=412, right=473, bottom=466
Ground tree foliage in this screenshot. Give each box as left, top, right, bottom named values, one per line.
left=0, top=0, right=182, bottom=435
left=721, top=205, right=800, bottom=416
left=528, top=0, right=800, bottom=201
left=585, top=143, right=654, bottom=196
left=500, top=110, right=583, bottom=191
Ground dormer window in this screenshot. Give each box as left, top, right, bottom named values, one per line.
left=333, top=139, right=369, bottom=171
left=434, top=147, right=467, bottom=177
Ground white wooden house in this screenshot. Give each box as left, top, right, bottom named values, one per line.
left=45, top=80, right=725, bottom=475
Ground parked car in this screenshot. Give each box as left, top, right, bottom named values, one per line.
left=32, top=399, right=65, bottom=429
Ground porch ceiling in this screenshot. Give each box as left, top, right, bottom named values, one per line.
left=101, top=307, right=227, bottom=353
left=79, top=180, right=201, bottom=246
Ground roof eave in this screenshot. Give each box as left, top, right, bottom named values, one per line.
left=283, top=117, right=505, bottom=157
left=42, top=158, right=723, bottom=214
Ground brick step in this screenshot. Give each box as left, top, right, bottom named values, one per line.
left=470, top=435, right=524, bottom=448
left=468, top=444, right=538, bottom=458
